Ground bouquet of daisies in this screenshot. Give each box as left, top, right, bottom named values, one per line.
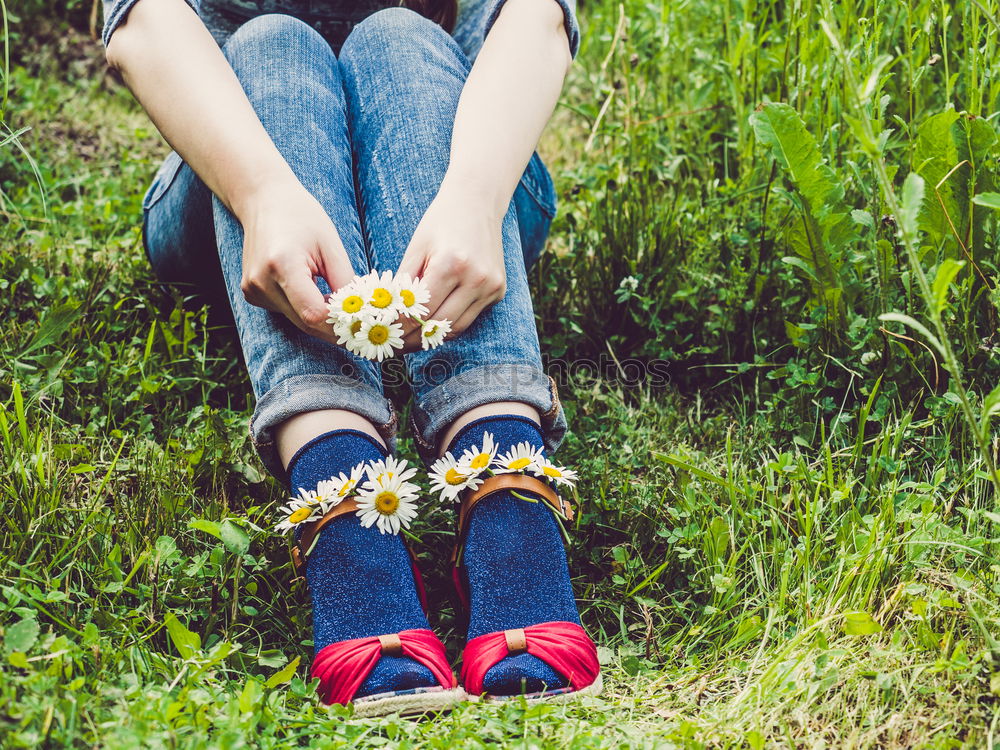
left=326, top=270, right=452, bottom=361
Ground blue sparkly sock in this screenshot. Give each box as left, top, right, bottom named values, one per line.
left=287, top=430, right=437, bottom=699
left=448, top=415, right=581, bottom=695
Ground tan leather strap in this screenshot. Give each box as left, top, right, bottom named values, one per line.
left=452, top=474, right=574, bottom=567
left=292, top=498, right=360, bottom=573
left=378, top=633, right=404, bottom=657
left=504, top=628, right=527, bottom=654
left=458, top=474, right=573, bottom=533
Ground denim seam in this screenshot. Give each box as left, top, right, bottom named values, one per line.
left=143, top=152, right=185, bottom=211
left=517, top=155, right=557, bottom=219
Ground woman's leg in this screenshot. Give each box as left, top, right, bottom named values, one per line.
left=339, top=9, right=565, bottom=451
left=213, top=13, right=393, bottom=473
left=340, top=8, right=577, bottom=696
left=215, top=13, right=440, bottom=699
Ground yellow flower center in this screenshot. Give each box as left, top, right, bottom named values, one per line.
left=542, top=465, right=562, bottom=478
left=288, top=507, right=312, bottom=524
left=375, top=491, right=399, bottom=515
left=350, top=320, right=362, bottom=335
left=338, top=480, right=355, bottom=497
left=423, top=325, right=438, bottom=338
left=342, top=295, right=363, bottom=314
left=367, top=325, right=389, bottom=345
left=507, top=457, right=531, bottom=470
left=469, top=453, right=490, bottom=470
left=445, top=467, right=468, bottom=485
left=401, top=289, right=416, bottom=307
left=371, top=288, right=393, bottom=308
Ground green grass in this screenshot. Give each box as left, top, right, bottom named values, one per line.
left=3, top=2, right=1000, bottom=747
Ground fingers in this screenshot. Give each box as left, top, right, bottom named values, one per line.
left=317, top=229, right=357, bottom=293
left=400, top=285, right=484, bottom=352
left=242, top=252, right=337, bottom=342
left=449, top=297, right=493, bottom=338
left=396, top=244, right=427, bottom=282
left=419, top=254, right=463, bottom=322
left=279, top=270, right=338, bottom=342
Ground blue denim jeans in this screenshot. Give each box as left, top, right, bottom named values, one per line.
left=142, top=9, right=567, bottom=478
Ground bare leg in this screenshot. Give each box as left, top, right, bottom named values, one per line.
left=276, top=409, right=387, bottom=469
left=438, top=402, right=539, bottom=457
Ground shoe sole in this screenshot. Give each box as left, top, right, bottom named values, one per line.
left=350, top=686, right=470, bottom=718
left=476, top=671, right=604, bottom=705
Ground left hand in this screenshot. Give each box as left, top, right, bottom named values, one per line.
left=396, top=184, right=507, bottom=351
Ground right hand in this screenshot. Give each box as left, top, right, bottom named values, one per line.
left=237, top=180, right=356, bottom=343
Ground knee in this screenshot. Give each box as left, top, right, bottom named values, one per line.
left=224, top=13, right=328, bottom=70
left=341, top=7, right=450, bottom=66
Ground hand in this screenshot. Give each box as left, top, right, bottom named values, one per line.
left=397, top=184, right=507, bottom=351
left=237, top=180, right=356, bottom=343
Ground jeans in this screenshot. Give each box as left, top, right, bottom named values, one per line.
left=142, top=9, right=567, bottom=479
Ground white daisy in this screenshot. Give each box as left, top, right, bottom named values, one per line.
left=428, top=452, right=484, bottom=502
left=493, top=441, right=542, bottom=474
left=326, top=282, right=367, bottom=323
left=274, top=495, right=323, bottom=533
left=530, top=456, right=579, bottom=487
left=420, top=319, right=451, bottom=350
left=458, top=432, right=497, bottom=474
left=355, top=474, right=420, bottom=535
left=356, top=318, right=404, bottom=361
left=395, top=273, right=431, bottom=319
left=294, top=487, right=322, bottom=506
left=364, top=270, right=402, bottom=318
left=333, top=315, right=364, bottom=346
left=364, top=455, right=418, bottom=487
left=316, top=462, right=365, bottom=506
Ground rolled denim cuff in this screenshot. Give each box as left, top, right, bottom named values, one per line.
left=250, top=374, right=397, bottom=481
left=483, top=0, right=580, bottom=57
left=102, top=0, right=197, bottom=47
left=410, top=364, right=567, bottom=461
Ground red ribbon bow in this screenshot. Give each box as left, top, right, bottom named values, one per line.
left=311, top=628, right=456, bottom=705
left=460, top=621, right=600, bottom=697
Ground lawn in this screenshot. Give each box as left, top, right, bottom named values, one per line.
left=3, top=0, right=1000, bottom=747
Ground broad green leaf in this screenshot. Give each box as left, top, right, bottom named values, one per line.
left=844, top=611, right=882, bottom=636
left=4, top=618, right=39, bottom=653
left=981, top=385, right=1000, bottom=444
left=189, top=519, right=222, bottom=540
left=851, top=209, right=875, bottom=229
left=750, top=102, right=857, bottom=313
left=972, top=192, right=1000, bottom=209
left=220, top=520, right=250, bottom=556
left=878, top=312, right=945, bottom=357
left=164, top=614, right=201, bottom=659
left=914, top=110, right=997, bottom=253
left=931, top=259, right=965, bottom=314
left=154, top=535, right=177, bottom=560
left=257, top=650, right=289, bottom=668
left=22, top=302, right=83, bottom=356
left=264, top=656, right=301, bottom=688
left=898, top=173, right=925, bottom=244
left=239, top=678, right=264, bottom=713
left=780, top=256, right=819, bottom=281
